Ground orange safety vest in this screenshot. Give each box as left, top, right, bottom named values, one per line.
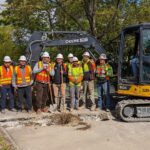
left=96, top=63, right=113, bottom=80
left=0, top=65, right=13, bottom=85
left=15, top=65, right=31, bottom=85
left=35, top=61, right=51, bottom=83
left=90, top=59, right=96, bottom=72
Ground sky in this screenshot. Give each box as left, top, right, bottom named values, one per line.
left=0, top=0, right=5, bottom=4
left=0, top=0, right=6, bottom=11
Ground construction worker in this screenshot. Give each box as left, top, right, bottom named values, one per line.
left=68, top=57, right=83, bottom=111
left=0, top=56, right=14, bottom=113
left=12, top=56, right=33, bottom=112
left=82, top=51, right=96, bottom=111
left=33, top=52, right=54, bottom=114
left=52, top=53, right=67, bottom=112
left=67, top=53, right=74, bottom=70
left=95, top=53, right=113, bottom=111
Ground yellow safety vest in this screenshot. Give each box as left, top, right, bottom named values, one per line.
left=68, top=65, right=83, bottom=86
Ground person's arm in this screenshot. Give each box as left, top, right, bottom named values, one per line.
left=106, top=64, right=113, bottom=79
left=88, top=61, right=94, bottom=74
left=0, top=67, right=2, bottom=86
left=12, top=69, right=17, bottom=88
left=76, top=67, right=83, bottom=83
left=33, top=63, right=43, bottom=74
left=62, top=63, right=68, bottom=76
left=45, top=64, right=55, bottom=76
left=29, top=66, right=34, bottom=85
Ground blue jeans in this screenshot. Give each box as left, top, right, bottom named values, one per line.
left=0, top=85, right=14, bottom=110
left=70, top=85, right=80, bottom=109
left=130, top=58, right=139, bottom=77
left=97, top=81, right=110, bottom=109
left=17, top=86, right=32, bottom=110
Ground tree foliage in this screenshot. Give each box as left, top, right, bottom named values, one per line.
left=0, top=0, right=150, bottom=62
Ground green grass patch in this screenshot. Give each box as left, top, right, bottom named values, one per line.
left=0, top=134, right=12, bottom=150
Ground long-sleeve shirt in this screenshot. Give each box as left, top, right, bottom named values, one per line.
left=33, top=62, right=55, bottom=76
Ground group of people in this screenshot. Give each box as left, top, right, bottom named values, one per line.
left=0, top=51, right=113, bottom=114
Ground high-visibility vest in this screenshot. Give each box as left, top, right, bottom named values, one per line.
left=35, top=61, right=51, bottom=83
left=83, top=59, right=90, bottom=73
left=15, top=65, right=31, bottom=85
left=68, top=65, right=83, bottom=86
left=96, top=63, right=113, bottom=80
left=90, top=59, right=96, bottom=72
left=67, top=62, right=72, bottom=71
left=82, top=59, right=95, bottom=72
left=0, top=65, right=13, bottom=85
left=53, top=62, right=67, bottom=72
left=50, top=62, right=55, bottom=69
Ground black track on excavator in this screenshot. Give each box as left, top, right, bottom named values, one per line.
left=116, top=99, right=150, bottom=122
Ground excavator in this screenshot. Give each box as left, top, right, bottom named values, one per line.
left=26, top=23, right=150, bottom=122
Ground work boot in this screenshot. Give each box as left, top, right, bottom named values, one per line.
left=17, top=109, right=22, bottom=112
left=90, top=105, right=96, bottom=111
left=60, top=106, right=66, bottom=113
left=41, top=107, right=48, bottom=113
left=106, top=108, right=110, bottom=112
left=27, top=109, right=33, bottom=114
left=36, top=109, right=41, bottom=114
left=1, top=109, right=5, bottom=114
left=79, top=104, right=86, bottom=110
left=9, top=108, right=16, bottom=112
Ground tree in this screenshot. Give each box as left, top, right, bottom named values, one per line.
left=0, top=0, right=150, bottom=61
left=0, top=26, right=24, bottom=64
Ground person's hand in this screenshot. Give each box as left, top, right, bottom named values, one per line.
left=0, top=84, right=2, bottom=87
left=75, top=79, right=79, bottom=84
left=14, top=85, right=18, bottom=90
left=60, top=70, right=63, bottom=74
left=31, top=86, right=34, bottom=91
left=30, top=80, right=34, bottom=86
left=43, top=66, right=47, bottom=70
left=46, top=68, right=50, bottom=72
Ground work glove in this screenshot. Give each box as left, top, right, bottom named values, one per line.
left=30, top=80, right=34, bottom=86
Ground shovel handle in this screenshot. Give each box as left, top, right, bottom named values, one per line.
left=48, top=82, right=54, bottom=105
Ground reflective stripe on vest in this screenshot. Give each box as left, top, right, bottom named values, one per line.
left=83, top=60, right=90, bottom=73
left=35, top=61, right=50, bottom=83
left=67, top=63, right=72, bottom=71
left=90, top=60, right=96, bottom=72
left=68, top=66, right=83, bottom=85
left=15, top=65, right=31, bottom=85
left=96, top=65, right=106, bottom=78
left=96, top=64, right=113, bottom=78
left=0, top=65, right=13, bottom=85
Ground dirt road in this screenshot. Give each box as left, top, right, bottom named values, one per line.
left=6, top=118, right=150, bottom=150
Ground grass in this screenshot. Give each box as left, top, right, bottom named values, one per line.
left=0, top=133, right=12, bottom=150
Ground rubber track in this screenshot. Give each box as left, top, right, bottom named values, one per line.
left=116, top=99, right=150, bottom=122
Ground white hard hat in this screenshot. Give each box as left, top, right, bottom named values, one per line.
left=42, top=52, right=50, bottom=58
left=68, top=53, right=74, bottom=58
left=19, top=55, right=27, bottom=61
left=72, top=57, right=78, bottom=62
left=99, top=53, right=107, bottom=60
left=83, top=51, right=90, bottom=57
left=56, top=53, right=63, bottom=59
left=3, top=56, right=12, bottom=62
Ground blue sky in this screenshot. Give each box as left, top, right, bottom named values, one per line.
left=0, top=0, right=5, bottom=4
left=0, top=0, right=6, bottom=11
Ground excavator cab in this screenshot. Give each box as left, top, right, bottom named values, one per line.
left=116, top=23, right=150, bottom=121
left=117, top=23, right=150, bottom=97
